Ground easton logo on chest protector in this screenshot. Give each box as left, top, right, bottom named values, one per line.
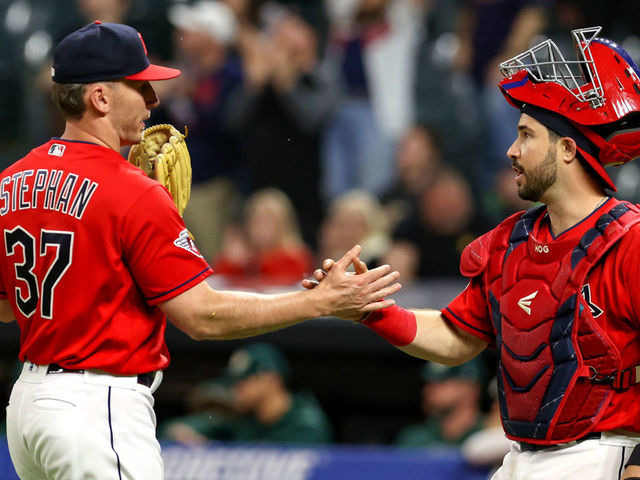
left=516, top=285, right=599, bottom=317
left=478, top=201, right=640, bottom=445
left=517, top=291, right=538, bottom=315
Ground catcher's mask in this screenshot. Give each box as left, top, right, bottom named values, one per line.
left=498, top=26, right=640, bottom=191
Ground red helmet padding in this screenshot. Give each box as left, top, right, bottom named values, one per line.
left=574, top=144, right=616, bottom=191
left=575, top=123, right=640, bottom=167
left=607, top=129, right=640, bottom=164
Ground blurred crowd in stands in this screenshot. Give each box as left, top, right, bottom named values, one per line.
left=3, top=0, right=640, bottom=462
left=4, top=0, right=640, bottom=285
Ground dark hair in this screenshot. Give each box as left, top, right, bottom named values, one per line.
left=546, top=128, right=561, bottom=144
left=51, top=82, right=88, bottom=120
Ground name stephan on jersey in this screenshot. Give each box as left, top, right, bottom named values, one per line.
left=0, top=168, right=98, bottom=219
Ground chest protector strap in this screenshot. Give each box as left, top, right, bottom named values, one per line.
left=467, top=201, right=640, bottom=444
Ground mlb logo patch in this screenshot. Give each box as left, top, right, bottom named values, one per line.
left=48, top=143, right=66, bottom=157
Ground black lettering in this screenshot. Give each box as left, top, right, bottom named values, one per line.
left=55, top=174, right=78, bottom=214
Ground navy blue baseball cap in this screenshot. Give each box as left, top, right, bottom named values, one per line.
left=52, top=21, right=181, bottom=83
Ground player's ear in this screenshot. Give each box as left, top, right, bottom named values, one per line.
left=559, top=137, right=577, bottom=164
left=85, top=82, right=114, bottom=115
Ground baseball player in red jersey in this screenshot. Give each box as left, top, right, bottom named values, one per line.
left=309, top=27, right=640, bottom=479
left=0, top=22, right=401, bottom=480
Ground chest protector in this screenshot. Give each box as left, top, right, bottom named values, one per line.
left=461, top=201, right=640, bottom=444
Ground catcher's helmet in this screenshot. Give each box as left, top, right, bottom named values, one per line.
left=498, top=26, right=640, bottom=190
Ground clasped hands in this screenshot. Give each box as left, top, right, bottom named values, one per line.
left=301, top=244, right=401, bottom=321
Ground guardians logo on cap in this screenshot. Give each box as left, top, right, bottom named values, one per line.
left=52, top=21, right=180, bottom=83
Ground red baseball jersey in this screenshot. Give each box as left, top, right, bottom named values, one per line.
left=0, top=139, right=213, bottom=375
left=443, top=197, right=640, bottom=432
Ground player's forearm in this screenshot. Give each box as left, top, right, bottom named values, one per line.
left=400, top=309, right=488, bottom=365
left=163, top=247, right=401, bottom=340
left=163, top=283, right=322, bottom=340
left=363, top=306, right=487, bottom=365
left=194, top=289, right=322, bottom=340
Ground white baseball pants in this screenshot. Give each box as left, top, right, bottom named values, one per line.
left=492, top=432, right=638, bottom=480
left=6, top=362, right=163, bottom=480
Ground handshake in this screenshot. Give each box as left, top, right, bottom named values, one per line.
left=299, top=244, right=402, bottom=323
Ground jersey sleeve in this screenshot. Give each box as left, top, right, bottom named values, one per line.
left=441, top=276, right=496, bottom=346
left=121, top=184, right=213, bottom=305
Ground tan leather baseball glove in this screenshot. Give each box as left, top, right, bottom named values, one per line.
left=128, top=124, right=192, bottom=215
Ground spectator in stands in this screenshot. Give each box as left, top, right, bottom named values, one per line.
left=384, top=168, right=488, bottom=281
left=380, top=124, right=444, bottom=231
left=227, top=343, right=333, bottom=444
left=453, top=0, right=550, bottom=191
left=321, top=0, right=427, bottom=201
left=75, top=0, right=131, bottom=24
left=161, top=0, right=245, bottom=260
left=159, top=376, right=237, bottom=445
left=395, top=357, right=487, bottom=447
left=225, top=4, right=336, bottom=248
left=378, top=240, right=422, bottom=287
left=220, top=0, right=264, bottom=26
left=211, top=188, right=315, bottom=287
left=317, top=189, right=391, bottom=270
left=411, top=1, right=485, bottom=190
left=73, top=0, right=174, bottom=59
left=161, top=343, right=333, bottom=445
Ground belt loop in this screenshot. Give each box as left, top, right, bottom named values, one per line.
left=149, top=370, right=163, bottom=394
left=20, top=361, right=49, bottom=383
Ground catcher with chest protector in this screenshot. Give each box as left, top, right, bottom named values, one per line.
left=0, top=21, right=401, bottom=480
left=308, top=26, right=640, bottom=480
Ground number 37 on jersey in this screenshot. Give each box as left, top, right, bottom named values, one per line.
left=4, top=226, right=73, bottom=319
